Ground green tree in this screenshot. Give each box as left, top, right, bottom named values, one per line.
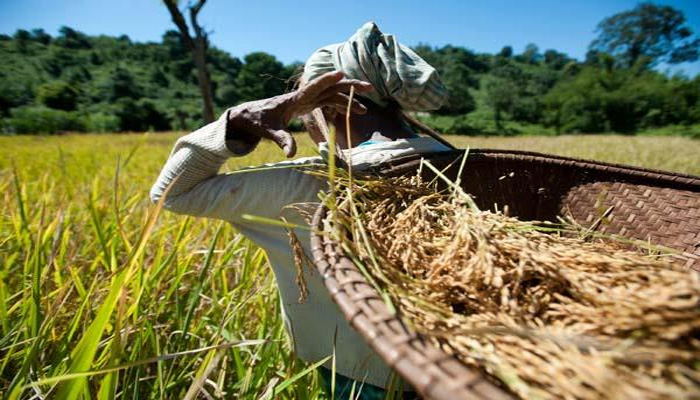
left=540, top=64, right=700, bottom=134
left=115, top=98, right=170, bottom=131
left=13, top=29, right=31, bottom=53
left=65, top=65, right=92, bottom=85
left=42, top=47, right=81, bottom=77
left=437, top=63, right=476, bottom=115
left=413, top=45, right=480, bottom=115
left=499, top=45, right=513, bottom=59
left=0, top=78, right=34, bottom=116
left=519, top=43, right=541, bottom=64
left=102, top=67, right=142, bottom=101
left=485, top=82, right=516, bottom=129
left=150, top=68, right=170, bottom=87
left=543, top=49, right=571, bottom=70
left=55, top=26, right=92, bottom=49
left=590, top=2, right=700, bottom=68
left=37, top=81, right=80, bottom=111
left=485, top=78, right=517, bottom=130
left=542, top=68, right=607, bottom=133
left=162, top=30, right=189, bottom=59
left=485, top=62, right=525, bottom=129
left=31, top=29, right=51, bottom=45
left=235, top=52, right=288, bottom=102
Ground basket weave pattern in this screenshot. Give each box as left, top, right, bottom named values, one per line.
left=563, top=182, right=700, bottom=268
left=311, top=149, right=700, bottom=399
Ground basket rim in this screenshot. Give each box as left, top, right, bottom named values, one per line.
left=310, top=205, right=512, bottom=399
left=310, top=148, right=700, bottom=400
left=375, top=148, right=700, bottom=189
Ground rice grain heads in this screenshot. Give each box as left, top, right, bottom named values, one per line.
left=323, top=172, right=700, bottom=399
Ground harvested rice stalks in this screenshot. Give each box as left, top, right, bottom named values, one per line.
left=322, top=171, right=700, bottom=400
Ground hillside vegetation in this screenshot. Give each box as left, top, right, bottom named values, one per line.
left=1, top=2, right=700, bottom=137
left=0, top=28, right=299, bottom=134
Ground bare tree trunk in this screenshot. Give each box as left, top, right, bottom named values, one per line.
left=163, top=0, right=216, bottom=123
left=192, top=43, right=215, bottom=123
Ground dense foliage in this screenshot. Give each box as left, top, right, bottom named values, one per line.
left=1, top=3, right=698, bottom=136
left=590, top=2, right=700, bottom=68
left=0, top=28, right=299, bottom=134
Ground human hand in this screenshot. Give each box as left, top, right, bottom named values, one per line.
left=226, top=71, right=373, bottom=157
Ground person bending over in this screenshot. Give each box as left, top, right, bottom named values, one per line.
left=151, top=22, right=450, bottom=399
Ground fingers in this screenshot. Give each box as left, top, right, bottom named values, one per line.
left=263, top=128, right=297, bottom=158
left=300, top=71, right=373, bottom=102
left=295, top=76, right=373, bottom=117
left=281, top=71, right=375, bottom=131
left=301, top=71, right=345, bottom=98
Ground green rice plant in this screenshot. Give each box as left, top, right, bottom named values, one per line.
left=0, top=134, right=326, bottom=399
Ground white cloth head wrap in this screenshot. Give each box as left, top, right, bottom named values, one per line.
left=301, top=22, right=448, bottom=112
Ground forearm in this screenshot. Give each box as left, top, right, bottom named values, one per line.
left=149, top=107, right=257, bottom=204
left=150, top=70, right=368, bottom=210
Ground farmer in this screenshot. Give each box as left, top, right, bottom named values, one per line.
left=151, top=22, right=450, bottom=399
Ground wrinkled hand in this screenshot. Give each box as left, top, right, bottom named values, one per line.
left=227, top=71, right=373, bottom=157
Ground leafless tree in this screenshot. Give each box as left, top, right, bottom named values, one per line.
left=163, top=0, right=216, bottom=123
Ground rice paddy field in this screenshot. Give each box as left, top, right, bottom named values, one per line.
left=1, top=132, right=699, bottom=399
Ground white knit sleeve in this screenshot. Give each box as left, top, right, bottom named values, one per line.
left=149, top=109, right=254, bottom=216
left=150, top=110, right=323, bottom=223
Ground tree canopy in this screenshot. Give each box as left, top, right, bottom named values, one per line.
left=590, top=2, right=700, bottom=68
left=0, top=28, right=296, bottom=133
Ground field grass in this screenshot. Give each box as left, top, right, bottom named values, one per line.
left=1, top=132, right=699, bottom=399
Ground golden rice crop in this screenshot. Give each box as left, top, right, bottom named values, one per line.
left=322, top=171, right=700, bottom=399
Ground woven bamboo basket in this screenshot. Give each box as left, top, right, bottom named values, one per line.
left=310, top=149, right=700, bottom=400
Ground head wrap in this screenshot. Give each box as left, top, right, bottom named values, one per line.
left=301, top=22, right=448, bottom=112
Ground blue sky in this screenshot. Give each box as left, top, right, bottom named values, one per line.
left=1, top=0, right=699, bottom=76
